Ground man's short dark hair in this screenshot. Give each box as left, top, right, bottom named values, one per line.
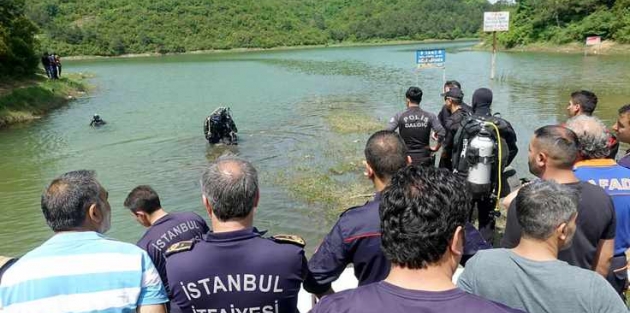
left=406, top=87, right=423, bottom=104
left=515, top=180, right=579, bottom=240
left=534, top=125, right=579, bottom=169
left=201, top=156, right=258, bottom=221
left=41, top=170, right=103, bottom=232
left=365, top=131, right=408, bottom=180
left=380, top=166, right=470, bottom=269
left=619, top=104, right=630, bottom=115
left=124, top=185, right=162, bottom=214
left=571, top=90, right=598, bottom=115
left=444, top=80, right=461, bottom=89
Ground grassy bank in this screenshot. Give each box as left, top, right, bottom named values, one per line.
left=0, top=73, right=91, bottom=128
left=475, top=40, right=630, bottom=55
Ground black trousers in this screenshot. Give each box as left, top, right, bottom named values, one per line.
left=469, top=196, right=497, bottom=245
left=409, top=152, right=435, bottom=167
left=608, top=255, right=628, bottom=299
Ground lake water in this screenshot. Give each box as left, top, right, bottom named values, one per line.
left=1, top=41, right=629, bottom=256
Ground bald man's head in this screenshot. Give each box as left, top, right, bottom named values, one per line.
left=364, top=130, right=408, bottom=180
left=201, top=156, right=259, bottom=221
left=566, top=115, right=610, bottom=160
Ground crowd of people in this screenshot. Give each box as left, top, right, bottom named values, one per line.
left=41, top=52, right=62, bottom=79
left=0, top=81, right=629, bottom=313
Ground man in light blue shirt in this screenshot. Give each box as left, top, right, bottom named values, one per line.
left=0, top=170, right=168, bottom=313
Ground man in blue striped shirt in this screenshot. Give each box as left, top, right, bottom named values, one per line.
left=0, top=170, right=168, bottom=313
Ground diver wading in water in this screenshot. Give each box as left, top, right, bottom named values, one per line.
left=204, top=107, right=238, bottom=145
left=89, top=114, right=107, bottom=127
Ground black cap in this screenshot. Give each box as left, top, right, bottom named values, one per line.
left=443, top=87, right=464, bottom=100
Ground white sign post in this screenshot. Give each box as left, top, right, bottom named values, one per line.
left=483, top=12, right=510, bottom=80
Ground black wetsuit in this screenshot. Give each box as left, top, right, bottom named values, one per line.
left=90, top=118, right=106, bottom=127
left=204, top=111, right=238, bottom=144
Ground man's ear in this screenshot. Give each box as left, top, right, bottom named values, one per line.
left=363, top=160, right=375, bottom=178
left=575, top=105, right=583, bottom=115
left=254, top=189, right=260, bottom=208
left=450, top=225, right=465, bottom=257
left=88, top=203, right=103, bottom=224
left=557, top=222, right=568, bottom=241
left=406, top=155, right=412, bottom=165
left=537, top=152, right=547, bottom=168
left=202, top=195, right=213, bottom=217
left=134, top=211, right=150, bottom=227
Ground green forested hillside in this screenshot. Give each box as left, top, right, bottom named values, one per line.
left=25, top=0, right=492, bottom=56
left=497, top=0, right=630, bottom=47
left=1, top=0, right=39, bottom=77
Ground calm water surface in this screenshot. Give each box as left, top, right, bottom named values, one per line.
left=1, top=41, right=629, bottom=256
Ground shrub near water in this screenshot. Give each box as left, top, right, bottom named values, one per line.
left=0, top=73, right=90, bottom=128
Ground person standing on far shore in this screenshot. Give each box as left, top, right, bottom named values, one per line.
left=48, top=53, right=58, bottom=79
left=41, top=52, right=52, bottom=78
left=54, top=53, right=62, bottom=78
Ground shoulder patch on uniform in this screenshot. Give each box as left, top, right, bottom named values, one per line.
left=271, top=234, right=305, bottom=247
left=165, top=240, right=195, bottom=257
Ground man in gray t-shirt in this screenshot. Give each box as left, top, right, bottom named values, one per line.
left=458, top=180, right=626, bottom=313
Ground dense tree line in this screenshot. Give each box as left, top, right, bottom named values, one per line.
left=24, top=0, right=492, bottom=56
left=1, top=0, right=39, bottom=77
left=497, top=0, right=630, bottom=47
left=6, top=0, right=629, bottom=67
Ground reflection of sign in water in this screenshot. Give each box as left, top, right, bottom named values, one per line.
left=416, top=49, right=445, bottom=68
left=586, top=36, right=601, bottom=46
left=484, top=12, right=510, bottom=32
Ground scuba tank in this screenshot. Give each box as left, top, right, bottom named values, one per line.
left=466, top=125, right=494, bottom=196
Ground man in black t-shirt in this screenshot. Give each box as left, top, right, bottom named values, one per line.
left=387, top=87, right=445, bottom=167
left=501, top=125, right=615, bottom=277
left=437, top=80, right=472, bottom=129
left=439, top=87, right=470, bottom=171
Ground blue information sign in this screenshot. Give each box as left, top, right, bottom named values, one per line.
left=416, top=49, right=446, bottom=68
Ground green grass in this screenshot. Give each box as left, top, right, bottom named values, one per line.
left=325, top=111, right=385, bottom=134
left=0, top=73, right=91, bottom=128
left=277, top=168, right=372, bottom=218
left=271, top=109, right=384, bottom=217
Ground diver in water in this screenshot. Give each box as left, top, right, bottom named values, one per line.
left=90, top=114, right=107, bottom=127
left=204, top=107, right=238, bottom=145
